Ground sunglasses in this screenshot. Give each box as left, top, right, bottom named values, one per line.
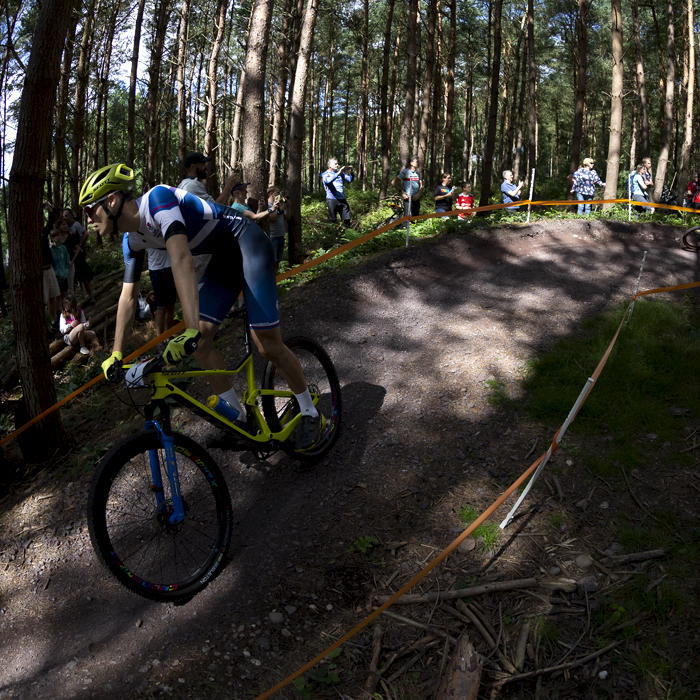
left=84, top=195, right=110, bottom=220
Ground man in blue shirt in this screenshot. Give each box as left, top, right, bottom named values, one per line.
left=392, top=156, right=423, bottom=219
left=321, top=158, right=354, bottom=227
left=501, top=170, right=524, bottom=210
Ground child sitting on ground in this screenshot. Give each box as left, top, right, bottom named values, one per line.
left=59, top=293, right=96, bottom=355
left=456, top=183, right=475, bottom=220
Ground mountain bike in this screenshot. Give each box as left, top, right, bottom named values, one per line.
left=376, top=194, right=405, bottom=229
left=682, top=224, right=700, bottom=250
left=87, top=310, right=342, bottom=603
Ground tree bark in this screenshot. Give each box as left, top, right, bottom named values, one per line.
left=204, top=0, right=229, bottom=195
left=286, top=0, right=319, bottom=264
left=378, top=0, right=396, bottom=199
left=176, top=0, right=192, bottom=168
left=677, top=0, right=694, bottom=204
left=602, top=0, right=623, bottom=209
left=653, top=0, right=675, bottom=203
left=630, top=0, right=649, bottom=160
left=398, top=0, right=419, bottom=168
left=527, top=0, right=537, bottom=183
left=126, top=0, right=147, bottom=168
left=8, top=0, right=73, bottom=454
left=357, top=0, right=369, bottom=187
left=568, top=0, right=587, bottom=175
left=442, top=0, right=457, bottom=173
left=268, top=0, right=294, bottom=187
left=417, top=0, right=437, bottom=172
left=478, top=0, right=502, bottom=209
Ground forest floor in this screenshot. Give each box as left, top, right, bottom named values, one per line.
left=0, top=216, right=699, bottom=700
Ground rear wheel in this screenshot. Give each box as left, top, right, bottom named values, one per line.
left=262, top=337, right=342, bottom=463
left=682, top=225, right=700, bottom=250
left=87, top=430, right=232, bottom=602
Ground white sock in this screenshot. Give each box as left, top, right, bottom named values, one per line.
left=218, top=387, right=244, bottom=415
left=295, top=389, right=319, bottom=417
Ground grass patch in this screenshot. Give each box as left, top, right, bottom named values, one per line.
left=457, top=505, right=500, bottom=550
left=513, top=296, right=700, bottom=454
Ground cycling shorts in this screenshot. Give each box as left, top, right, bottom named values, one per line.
left=149, top=267, right=177, bottom=309
left=198, top=222, right=279, bottom=329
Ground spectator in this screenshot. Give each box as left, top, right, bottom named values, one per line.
left=177, top=152, right=238, bottom=281
left=321, top=158, right=354, bottom=227
left=501, top=170, right=524, bottom=210
left=147, top=248, right=177, bottom=352
left=63, top=210, right=95, bottom=303
left=642, top=157, right=653, bottom=197
left=392, top=156, right=423, bottom=226
left=49, top=227, right=71, bottom=300
left=632, top=164, right=653, bottom=216
left=230, top=183, right=270, bottom=222
left=59, top=293, right=96, bottom=356
left=41, top=201, right=62, bottom=332
left=56, top=219, right=80, bottom=293
left=433, top=173, right=457, bottom=217
left=685, top=173, right=700, bottom=209
left=267, top=186, right=290, bottom=273
left=456, top=183, right=475, bottom=220
left=570, top=157, right=605, bottom=216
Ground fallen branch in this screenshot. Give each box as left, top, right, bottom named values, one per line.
left=524, top=436, right=540, bottom=461
left=485, top=640, right=623, bottom=687
left=434, top=632, right=482, bottom=700
left=378, top=634, right=439, bottom=678
left=600, top=549, right=665, bottom=567
left=376, top=578, right=538, bottom=605
left=363, top=624, right=383, bottom=698
left=379, top=610, right=458, bottom=645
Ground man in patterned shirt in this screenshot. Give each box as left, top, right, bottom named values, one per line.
left=570, top=158, right=605, bottom=216
left=392, top=156, right=423, bottom=226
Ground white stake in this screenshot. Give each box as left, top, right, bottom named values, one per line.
left=628, top=171, right=632, bottom=222
left=526, top=168, right=535, bottom=223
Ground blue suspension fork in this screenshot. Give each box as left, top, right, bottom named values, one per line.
left=145, top=417, right=186, bottom=525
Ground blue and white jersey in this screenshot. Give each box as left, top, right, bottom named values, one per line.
left=396, top=168, right=422, bottom=198
left=122, top=185, right=247, bottom=283
left=321, top=169, right=353, bottom=200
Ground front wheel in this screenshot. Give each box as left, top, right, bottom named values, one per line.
left=87, top=430, right=232, bottom=603
left=682, top=225, right=700, bottom=250
left=262, top=337, right=342, bottom=463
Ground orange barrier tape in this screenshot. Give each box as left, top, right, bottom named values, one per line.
left=5, top=194, right=698, bottom=448
left=636, top=280, right=700, bottom=297
left=254, top=295, right=636, bottom=700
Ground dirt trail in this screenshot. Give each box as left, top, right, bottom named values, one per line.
left=0, top=218, right=696, bottom=700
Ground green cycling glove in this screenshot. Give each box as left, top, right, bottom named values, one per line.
left=102, top=351, right=124, bottom=383
left=163, top=328, right=201, bottom=364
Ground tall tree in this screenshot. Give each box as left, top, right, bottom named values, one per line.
left=442, top=0, right=457, bottom=173
left=286, top=0, right=319, bottom=264
left=398, top=0, right=419, bottom=168
left=602, top=0, right=623, bottom=209
left=630, top=0, right=649, bottom=160
left=568, top=0, right=587, bottom=176
left=126, top=0, right=147, bottom=168
left=204, top=0, right=230, bottom=195
left=417, top=0, right=437, bottom=172
left=526, top=0, right=536, bottom=183
left=378, top=0, right=396, bottom=199
left=677, top=0, right=694, bottom=203
left=175, top=0, right=192, bottom=167
left=653, top=0, right=674, bottom=203
left=268, top=0, right=294, bottom=187
left=478, top=0, right=502, bottom=209
left=8, top=0, right=73, bottom=453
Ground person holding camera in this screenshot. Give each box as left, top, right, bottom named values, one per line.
left=433, top=173, right=457, bottom=218
left=267, top=187, right=290, bottom=273
left=501, top=170, right=524, bottom=210
left=321, top=158, right=354, bottom=227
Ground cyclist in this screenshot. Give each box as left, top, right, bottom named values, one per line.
left=79, top=163, right=321, bottom=449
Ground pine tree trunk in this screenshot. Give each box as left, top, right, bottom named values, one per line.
left=478, top=0, right=502, bottom=209
left=513, top=46, right=526, bottom=182
left=176, top=0, right=192, bottom=167
left=9, top=0, right=73, bottom=455
left=69, top=0, right=98, bottom=211
left=417, top=0, right=436, bottom=172
left=630, top=0, right=649, bottom=160
left=677, top=0, right=694, bottom=203
left=442, top=0, right=456, bottom=173
left=568, top=0, right=586, bottom=175
left=653, top=0, right=675, bottom=203
left=204, top=0, right=230, bottom=195
left=286, top=0, right=319, bottom=264
left=398, top=0, right=419, bottom=168
left=527, top=0, right=537, bottom=183
left=506, top=17, right=525, bottom=170
left=357, top=0, right=369, bottom=187
left=602, top=0, right=624, bottom=209
left=126, top=0, right=147, bottom=168
left=378, top=0, right=396, bottom=199
left=430, top=14, right=443, bottom=186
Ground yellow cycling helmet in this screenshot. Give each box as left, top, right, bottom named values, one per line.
left=79, top=163, right=135, bottom=207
